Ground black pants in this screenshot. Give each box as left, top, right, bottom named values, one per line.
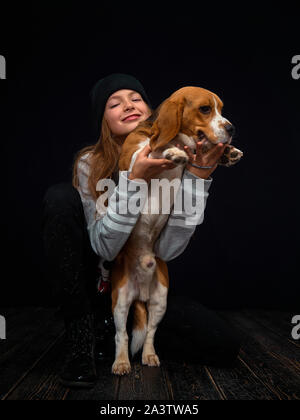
left=42, top=182, right=102, bottom=322
left=42, top=183, right=241, bottom=366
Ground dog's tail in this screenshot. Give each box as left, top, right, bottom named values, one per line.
left=131, top=300, right=148, bottom=357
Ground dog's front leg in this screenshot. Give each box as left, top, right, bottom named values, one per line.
left=218, top=145, right=243, bottom=167
left=112, top=285, right=132, bottom=375
left=162, top=146, right=189, bottom=165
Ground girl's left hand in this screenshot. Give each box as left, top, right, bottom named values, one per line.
left=177, top=140, right=226, bottom=179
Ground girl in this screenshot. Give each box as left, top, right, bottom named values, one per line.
left=42, top=73, right=240, bottom=388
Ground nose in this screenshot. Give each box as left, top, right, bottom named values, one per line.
left=124, top=100, right=135, bottom=111
left=225, top=124, right=235, bottom=137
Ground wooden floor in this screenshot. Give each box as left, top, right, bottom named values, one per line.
left=0, top=307, right=299, bottom=400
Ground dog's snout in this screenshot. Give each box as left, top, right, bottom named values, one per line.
left=225, top=124, right=235, bottom=137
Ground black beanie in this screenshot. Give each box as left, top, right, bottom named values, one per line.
left=90, top=73, right=152, bottom=141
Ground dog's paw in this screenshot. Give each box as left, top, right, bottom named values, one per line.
left=219, top=145, right=243, bottom=167
left=112, top=360, right=131, bottom=376
left=142, top=353, right=161, bottom=367
left=163, top=147, right=189, bottom=165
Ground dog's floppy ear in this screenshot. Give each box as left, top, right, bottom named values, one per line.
left=150, top=98, right=185, bottom=151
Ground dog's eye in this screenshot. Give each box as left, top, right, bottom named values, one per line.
left=199, top=106, right=211, bottom=114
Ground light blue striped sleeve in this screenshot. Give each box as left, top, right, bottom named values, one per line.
left=153, top=168, right=213, bottom=262
left=76, top=154, right=148, bottom=261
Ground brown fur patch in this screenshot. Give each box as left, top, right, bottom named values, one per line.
left=111, top=254, right=128, bottom=313
left=132, top=301, right=147, bottom=331
left=119, top=121, right=153, bottom=171
left=155, top=257, right=169, bottom=288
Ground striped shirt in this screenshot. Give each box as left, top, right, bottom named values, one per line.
left=76, top=152, right=212, bottom=266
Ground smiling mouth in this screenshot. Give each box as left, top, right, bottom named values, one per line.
left=122, top=114, right=141, bottom=122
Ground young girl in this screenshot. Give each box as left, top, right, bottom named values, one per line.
left=42, top=73, right=240, bottom=388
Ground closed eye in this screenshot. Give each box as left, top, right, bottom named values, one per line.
left=110, top=99, right=141, bottom=108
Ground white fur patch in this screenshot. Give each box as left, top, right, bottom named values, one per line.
left=131, top=325, right=147, bottom=357
left=175, top=133, right=196, bottom=150
left=210, top=97, right=230, bottom=143
left=129, top=138, right=150, bottom=172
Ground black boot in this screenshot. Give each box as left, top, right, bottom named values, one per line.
left=94, top=314, right=115, bottom=362
left=60, top=313, right=97, bottom=388
left=92, top=288, right=115, bottom=362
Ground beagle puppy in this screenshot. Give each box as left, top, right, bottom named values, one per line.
left=110, top=86, right=243, bottom=375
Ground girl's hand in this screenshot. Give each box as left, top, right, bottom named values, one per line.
left=129, top=144, right=177, bottom=183
left=177, top=140, right=226, bottom=179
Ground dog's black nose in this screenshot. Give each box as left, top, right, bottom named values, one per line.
left=225, top=124, right=235, bottom=137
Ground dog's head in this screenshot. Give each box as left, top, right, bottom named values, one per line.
left=149, top=86, right=235, bottom=152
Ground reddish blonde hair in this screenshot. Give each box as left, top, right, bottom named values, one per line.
left=72, top=118, right=122, bottom=201
left=72, top=106, right=152, bottom=201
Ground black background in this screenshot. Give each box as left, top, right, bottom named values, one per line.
left=0, top=3, right=299, bottom=309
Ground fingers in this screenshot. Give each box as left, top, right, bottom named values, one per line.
left=177, top=140, right=225, bottom=167
left=145, top=157, right=169, bottom=166
left=207, top=142, right=226, bottom=160
left=196, top=140, right=205, bottom=156
left=148, top=157, right=176, bottom=170
left=179, top=144, right=194, bottom=161
left=139, top=144, right=152, bottom=157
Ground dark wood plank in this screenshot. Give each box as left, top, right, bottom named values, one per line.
left=65, top=332, right=120, bottom=400
left=243, top=311, right=300, bottom=372
left=66, top=361, right=120, bottom=400
left=2, top=308, right=298, bottom=400
left=243, top=309, right=300, bottom=349
left=5, top=333, right=67, bottom=400
left=205, top=360, right=278, bottom=400
left=66, top=350, right=120, bottom=401
left=225, top=310, right=300, bottom=375
left=117, top=360, right=171, bottom=400
left=0, top=307, right=64, bottom=399
left=218, top=311, right=300, bottom=400
left=162, top=360, right=222, bottom=400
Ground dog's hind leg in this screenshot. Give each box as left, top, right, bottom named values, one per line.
left=111, top=257, right=135, bottom=376
left=111, top=282, right=133, bottom=375
left=142, top=258, right=169, bottom=367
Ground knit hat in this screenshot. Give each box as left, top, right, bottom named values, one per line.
left=90, top=73, right=152, bottom=140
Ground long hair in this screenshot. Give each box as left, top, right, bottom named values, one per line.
left=72, top=107, right=152, bottom=201
left=72, top=118, right=122, bottom=201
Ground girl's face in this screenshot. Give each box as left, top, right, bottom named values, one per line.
left=104, top=89, right=151, bottom=140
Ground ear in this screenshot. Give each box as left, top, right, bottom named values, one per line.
left=150, top=98, right=185, bottom=151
